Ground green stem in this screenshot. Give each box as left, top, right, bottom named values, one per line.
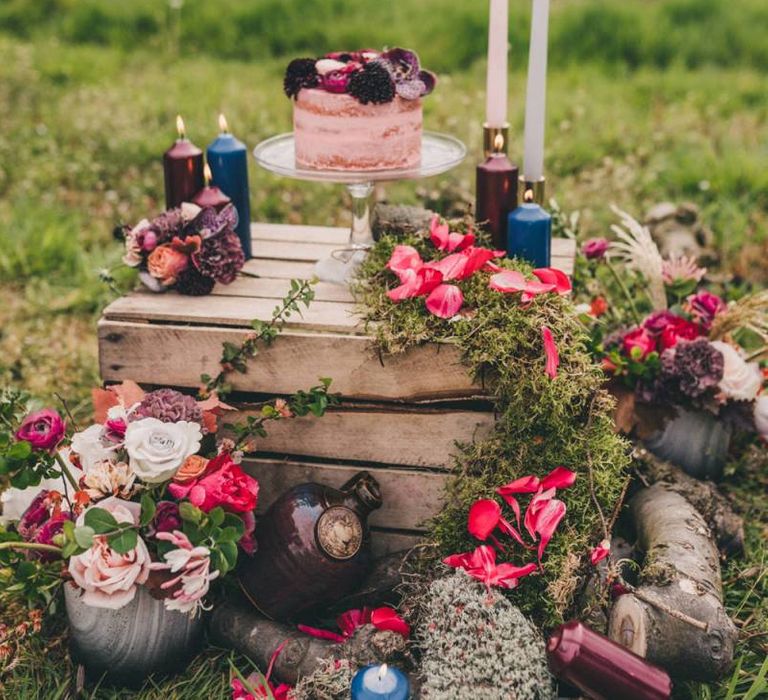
left=54, top=452, right=80, bottom=491
left=606, top=259, right=642, bottom=326
left=0, top=541, right=63, bottom=556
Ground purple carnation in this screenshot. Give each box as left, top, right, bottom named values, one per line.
left=135, top=389, right=205, bottom=429
left=148, top=208, right=185, bottom=245
left=658, top=338, right=724, bottom=400
left=193, top=229, right=245, bottom=285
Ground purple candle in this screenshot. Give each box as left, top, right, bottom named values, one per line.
left=547, top=621, right=672, bottom=700
left=163, top=115, right=204, bottom=209
left=192, top=163, right=232, bottom=211
left=476, top=133, right=518, bottom=250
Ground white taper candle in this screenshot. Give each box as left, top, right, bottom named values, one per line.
left=485, top=0, right=509, bottom=127
left=522, top=0, right=550, bottom=181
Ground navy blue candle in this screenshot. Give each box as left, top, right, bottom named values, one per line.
left=206, top=114, right=252, bottom=259
left=351, top=664, right=410, bottom=700
left=507, top=196, right=551, bottom=268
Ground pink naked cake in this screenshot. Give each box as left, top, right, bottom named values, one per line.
left=284, top=49, right=436, bottom=172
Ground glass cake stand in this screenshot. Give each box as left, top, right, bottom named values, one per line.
left=253, top=131, right=466, bottom=283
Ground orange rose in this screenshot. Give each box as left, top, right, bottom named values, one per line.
left=173, top=454, right=209, bottom=483
left=147, top=245, right=189, bottom=285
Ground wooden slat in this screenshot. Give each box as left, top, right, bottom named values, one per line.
left=551, top=237, right=576, bottom=277
left=242, top=258, right=318, bottom=280
left=251, top=222, right=349, bottom=246
left=102, top=293, right=360, bottom=332
left=233, top=404, right=493, bottom=469
left=243, top=457, right=448, bottom=531
left=252, top=239, right=342, bottom=263
left=98, top=320, right=481, bottom=401
left=209, top=276, right=354, bottom=303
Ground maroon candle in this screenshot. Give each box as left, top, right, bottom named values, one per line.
left=163, top=115, right=204, bottom=209
left=192, top=163, right=232, bottom=211
left=476, top=134, right=518, bottom=250
left=547, top=621, right=672, bottom=700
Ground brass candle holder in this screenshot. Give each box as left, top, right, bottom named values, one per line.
left=482, top=122, right=510, bottom=158
left=518, top=175, right=546, bottom=207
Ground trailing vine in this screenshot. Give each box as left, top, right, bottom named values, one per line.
left=354, top=231, right=631, bottom=627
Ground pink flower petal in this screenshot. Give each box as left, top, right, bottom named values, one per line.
left=497, top=515, right=527, bottom=547
left=387, top=267, right=443, bottom=301
left=467, top=499, right=502, bottom=541
left=590, top=539, right=611, bottom=566
left=532, top=267, right=572, bottom=295
left=523, top=487, right=556, bottom=540
left=370, top=607, right=410, bottom=639
left=425, top=253, right=468, bottom=281
left=458, top=247, right=500, bottom=280
left=429, top=216, right=451, bottom=251
left=297, top=624, right=346, bottom=643
left=542, top=326, right=559, bottom=379
left=489, top=270, right=529, bottom=293
left=443, top=551, right=473, bottom=569
left=425, top=284, right=464, bottom=318
left=386, top=244, right=423, bottom=282
left=493, top=561, right=538, bottom=588
left=337, top=607, right=371, bottom=637
left=497, top=475, right=541, bottom=496
left=540, top=466, right=576, bottom=491
left=533, top=498, right=566, bottom=561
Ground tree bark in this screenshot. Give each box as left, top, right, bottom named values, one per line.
left=208, top=594, right=406, bottom=685
left=633, top=447, right=744, bottom=556
left=372, top=204, right=434, bottom=239
left=608, top=483, right=738, bottom=681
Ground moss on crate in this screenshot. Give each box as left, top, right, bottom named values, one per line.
left=355, top=232, right=631, bottom=628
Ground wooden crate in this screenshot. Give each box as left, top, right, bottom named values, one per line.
left=99, top=224, right=576, bottom=555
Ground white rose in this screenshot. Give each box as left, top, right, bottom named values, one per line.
left=753, top=395, right=768, bottom=441
left=71, top=424, right=118, bottom=471
left=124, top=418, right=202, bottom=483
left=711, top=341, right=763, bottom=402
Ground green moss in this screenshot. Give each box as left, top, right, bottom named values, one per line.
left=355, top=232, right=631, bottom=628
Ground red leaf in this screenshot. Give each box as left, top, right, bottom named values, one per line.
left=425, top=284, right=464, bottom=318
left=541, top=326, right=559, bottom=379
left=467, top=498, right=502, bottom=541
left=540, top=466, right=576, bottom=491
left=370, top=607, right=410, bottom=639
left=532, top=267, right=572, bottom=295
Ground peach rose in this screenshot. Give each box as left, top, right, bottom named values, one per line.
left=147, top=245, right=189, bottom=286
left=173, top=455, right=209, bottom=483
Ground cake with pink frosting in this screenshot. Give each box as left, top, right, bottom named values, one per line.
left=284, top=49, right=436, bottom=171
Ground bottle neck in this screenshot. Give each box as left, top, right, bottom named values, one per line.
left=340, top=471, right=382, bottom=516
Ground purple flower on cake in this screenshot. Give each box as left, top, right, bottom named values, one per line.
left=376, top=48, right=436, bottom=100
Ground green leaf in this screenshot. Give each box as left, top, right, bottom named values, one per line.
left=84, top=507, right=119, bottom=534
left=16, top=560, right=37, bottom=580
left=139, top=493, right=156, bottom=527
left=7, top=440, right=33, bottom=460
left=209, top=507, right=225, bottom=527
left=61, top=541, right=79, bottom=558
left=218, top=526, right=241, bottom=543
left=179, top=502, right=202, bottom=524
left=107, top=528, right=138, bottom=554
left=219, top=540, right=238, bottom=570
left=74, top=525, right=95, bottom=549
left=222, top=514, right=245, bottom=538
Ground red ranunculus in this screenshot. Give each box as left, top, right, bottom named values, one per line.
left=659, top=317, right=701, bottom=350
left=622, top=327, right=656, bottom=360
left=168, top=453, right=258, bottom=513
left=15, top=409, right=66, bottom=453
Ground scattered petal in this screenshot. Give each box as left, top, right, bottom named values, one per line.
left=533, top=267, right=572, bottom=295
left=370, top=607, right=410, bottom=639
left=425, top=284, right=464, bottom=318
left=540, top=466, right=576, bottom=491
left=387, top=267, right=443, bottom=301
left=386, top=245, right=423, bottom=282
left=590, top=539, right=611, bottom=566
left=542, top=326, right=559, bottom=379
left=489, top=270, right=529, bottom=293
left=467, top=499, right=502, bottom=541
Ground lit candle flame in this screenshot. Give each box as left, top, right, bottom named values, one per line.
left=176, top=114, right=186, bottom=139
left=218, top=113, right=229, bottom=133
left=524, top=188, right=534, bottom=203
left=204, top=162, right=212, bottom=186
left=377, top=664, right=388, bottom=682
left=494, top=133, right=504, bottom=152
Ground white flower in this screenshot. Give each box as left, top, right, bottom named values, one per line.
left=710, top=341, right=763, bottom=402
left=122, top=219, right=151, bottom=267
left=124, top=418, right=202, bottom=483
left=82, top=460, right=137, bottom=501
left=754, top=395, right=768, bottom=441
left=180, top=202, right=201, bottom=222
left=71, top=424, right=117, bottom=471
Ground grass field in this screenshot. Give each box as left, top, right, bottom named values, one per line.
left=0, top=0, right=766, bottom=697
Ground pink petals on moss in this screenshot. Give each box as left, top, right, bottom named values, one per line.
left=425, top=284, right=464, bottom=319
left=542, top=326, right=560, bottom=379
left=429, top=215, right=474, bottom=252
left=444, top=545, right=537, bottom=592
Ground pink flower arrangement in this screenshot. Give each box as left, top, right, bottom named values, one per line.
left=14, top=409, right=66, bottom=453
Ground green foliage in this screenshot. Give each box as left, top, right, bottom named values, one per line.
left=356, top=233, right=631, bottom=626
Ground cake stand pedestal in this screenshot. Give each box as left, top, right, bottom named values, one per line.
left=253, top=131, right=466, bottom=284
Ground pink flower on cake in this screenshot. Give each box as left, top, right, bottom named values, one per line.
left=150, top=530, right=219, bottom=615
left=14, top=409, right=66, bottom=453
left=69, top=498, right=150, bottom=610
left=429, top=216, right=474, bottom=252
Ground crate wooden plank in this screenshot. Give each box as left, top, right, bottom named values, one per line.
left=234, top=404, right=494, bottom=469
left=251, top=239, right=341, bottom=263
left=102, top=293, right=360, bottom=332
left=551, top=237, right=577, bottom=277
left=209, top=277, right=354, bottom=304
left=98, top=320, right=482, bottom=401
left=251, top=222, right=349, bottom=246
left=243, top=457, right=448, bottom=532
left=242, top=258, right=318, bottom=280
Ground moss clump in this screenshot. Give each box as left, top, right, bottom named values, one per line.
left=355, top=232, right=631, bottom=627
left=417, top=571, right=555, bottom=699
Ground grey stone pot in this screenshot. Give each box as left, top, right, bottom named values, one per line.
left=644, top=407, right=731, bottom=480
left=64, top=583, right=204, bottom=686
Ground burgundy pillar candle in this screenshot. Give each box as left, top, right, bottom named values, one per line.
left=547, top=621, right=672, bottom=700
left=475, top=133, right=518, bottom=250
left=163, top=115, right=204, bottom=209
left=192, top=163, right=232, bottom=211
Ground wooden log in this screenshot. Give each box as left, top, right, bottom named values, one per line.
left=608, top=483, right=738, bottom=681
left=632, top=447, right=744, bottom=556
left=208, top=596, right=407, bottom=685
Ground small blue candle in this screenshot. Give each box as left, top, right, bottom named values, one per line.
left=351, top=664, right=410, bottom=700
left=507, top=198, right=551, bottom=268
left=206, top=114, right=252, bottom=259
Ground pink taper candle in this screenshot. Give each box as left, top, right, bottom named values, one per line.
left=485, top=0, right=509, bottom=127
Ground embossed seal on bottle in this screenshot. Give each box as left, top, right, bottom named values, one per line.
left=316, top=506, right=363, bottom=560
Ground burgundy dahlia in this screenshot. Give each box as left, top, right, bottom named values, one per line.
left=176, top=266, right=216, bottom=296
left=658, top=338, right=724, bottom=400
left=134, top=388, right=204, bottom=428
left=193, top=229, right=245, bottom=285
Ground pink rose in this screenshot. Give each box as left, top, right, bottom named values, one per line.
left=581, top=237, right=609, bottom=260
left=622, top=327, right=656, bottom=360
left=168, top=453, right=258, bottom=514
left=69, top=497, right=150, bottom=609
left=15, top=409, right=66, bottom=452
